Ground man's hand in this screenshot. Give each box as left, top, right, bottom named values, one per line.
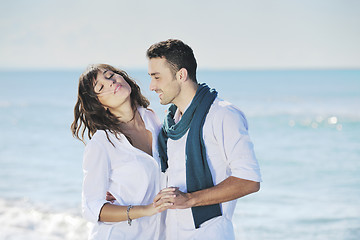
left=106, top=191, right=116, bottom=203
left=153, top=187, right=193, bottom=209
left=153, top=177, right=260, bottom=210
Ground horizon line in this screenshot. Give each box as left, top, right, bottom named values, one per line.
left=0, top=66, right=359, bottom=72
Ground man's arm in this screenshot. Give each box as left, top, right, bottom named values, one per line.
left=154, top=176, right=260, bottom=209
left=154, top=102, right=262, bottom=209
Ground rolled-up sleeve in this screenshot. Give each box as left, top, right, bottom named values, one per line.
left=82, top=138, right=110, bottom=222
left=215, top=105, right=262, bottom=182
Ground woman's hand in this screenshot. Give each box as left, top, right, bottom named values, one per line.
left=145, top=198, right=173, bottom=216
left=153, top=187, right=193, bottom=209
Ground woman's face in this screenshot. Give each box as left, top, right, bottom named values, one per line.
left=93, top=68, right=132, bottom=111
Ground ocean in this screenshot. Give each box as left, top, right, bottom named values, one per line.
left=0, top=69, right=359, bottom=240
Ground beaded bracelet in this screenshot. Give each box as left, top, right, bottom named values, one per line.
left=127, top=205, right=133, bottom=226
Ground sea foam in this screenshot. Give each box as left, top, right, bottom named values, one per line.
left=0, top=198, right=90, bottom=240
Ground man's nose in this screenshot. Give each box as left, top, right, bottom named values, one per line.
left=149, top=79, right=156, bottom=91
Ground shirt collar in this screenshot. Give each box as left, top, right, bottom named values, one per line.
left=174, top=102, right=191, bottom=124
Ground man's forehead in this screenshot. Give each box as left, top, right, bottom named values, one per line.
left=149, top=57, right=167, bottom=66
left=148, top=58, right=166, bottom=75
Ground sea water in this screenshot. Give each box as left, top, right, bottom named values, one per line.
left=0, top=69, right=359, bottom=240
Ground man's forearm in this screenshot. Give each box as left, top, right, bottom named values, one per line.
left=155, top=176, right=260, bottom=209
left=188, top=176, right=260, bottom=207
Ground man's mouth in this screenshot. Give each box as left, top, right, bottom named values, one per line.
left=156, top=91, right=163, bottom=99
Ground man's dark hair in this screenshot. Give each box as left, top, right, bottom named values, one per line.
left=147, top=39, right=197, bottom=83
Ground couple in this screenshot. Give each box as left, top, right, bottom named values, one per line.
left=71, top=39, right=262, bottom=240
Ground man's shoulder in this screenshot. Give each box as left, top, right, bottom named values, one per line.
left=206, top=97, right=248, bottom=129
left=209, top=97, right=244, bottom=116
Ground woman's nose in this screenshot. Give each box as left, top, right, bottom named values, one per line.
left=107, top=79, right=116, bottom=86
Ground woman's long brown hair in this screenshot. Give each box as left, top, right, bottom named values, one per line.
left=71, top=64, right=149, bottom=145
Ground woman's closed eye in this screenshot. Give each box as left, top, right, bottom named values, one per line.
left=104, top=73, right=117, bottom=84
left=108, top=73, right=114, bottom=79
left=94, top=81, right=104, bottom=93
left=98, top=85, right=104, bottom=92
left=104, top=71, right=114, bottom=80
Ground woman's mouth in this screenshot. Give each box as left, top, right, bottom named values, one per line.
left=114, top=84, right=122, bottom=94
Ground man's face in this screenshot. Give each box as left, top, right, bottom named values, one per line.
left=148, top=57, right=181, bottom=105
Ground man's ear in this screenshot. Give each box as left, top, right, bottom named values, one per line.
left=177, top=68, right=188, bottom=82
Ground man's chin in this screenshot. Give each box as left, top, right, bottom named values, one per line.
left=160, top=99, right=170, bottom=105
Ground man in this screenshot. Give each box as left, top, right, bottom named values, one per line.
left=147, top=39, right=262, bottom=239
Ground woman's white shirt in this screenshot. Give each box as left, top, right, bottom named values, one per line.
left=81, top=107, right=163, bottom=240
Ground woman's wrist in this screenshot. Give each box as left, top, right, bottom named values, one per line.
left=144, top=203, right=157, bottom=216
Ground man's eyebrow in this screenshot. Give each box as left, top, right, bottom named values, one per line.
left=149, top=72, right=160, bottom=76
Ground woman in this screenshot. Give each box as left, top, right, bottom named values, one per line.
left=71, top=64, right=169, bottom=239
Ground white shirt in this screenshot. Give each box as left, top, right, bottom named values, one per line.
left=165, top=98, right=262, bottom=240
left=82, top=107, right=164, bottom=240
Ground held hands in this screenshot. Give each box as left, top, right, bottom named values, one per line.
left=153, top=187, right=193, bottom=209
left=104, top=188, right=191, bottom=219
left=146, top=200, right=173, bottom=216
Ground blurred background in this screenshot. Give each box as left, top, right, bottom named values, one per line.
left=0, top=0, right=359, bottom=239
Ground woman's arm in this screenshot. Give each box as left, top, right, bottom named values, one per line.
left=99, top=201, right=171, bottom=222
left=82, top=139, right=111, bottom=222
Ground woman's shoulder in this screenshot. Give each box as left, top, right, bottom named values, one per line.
left=87, top=130, right=123, bottom=147
left=91, top=129, right=108, bottom=141
left=85, top=130, right=107, bottom=148
left=138, top=106, right=161, bottom=126
left=138, top=106, right=156, bottom=116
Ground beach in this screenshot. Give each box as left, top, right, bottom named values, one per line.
left=0, top=69, right=359, bottom=239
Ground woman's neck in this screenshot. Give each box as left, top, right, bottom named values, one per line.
left=109, top=102, right=143, bottom=131
left=119, top=108, right=140, bottom=129
left=110, top=101, right=136, bottom=122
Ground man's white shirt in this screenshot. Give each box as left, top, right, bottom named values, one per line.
left=164, top=98, right=262, bottom=240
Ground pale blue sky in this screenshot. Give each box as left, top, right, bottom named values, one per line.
left=1, top=0, right=359, bottom=70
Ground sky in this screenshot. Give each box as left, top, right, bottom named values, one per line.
left=1, top=0, right=360, bottom=70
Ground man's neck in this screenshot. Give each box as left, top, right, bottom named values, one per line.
left=175, top=83, right=198, bottom=115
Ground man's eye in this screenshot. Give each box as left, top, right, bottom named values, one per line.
left=99, top=85, right=104, bottom=92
